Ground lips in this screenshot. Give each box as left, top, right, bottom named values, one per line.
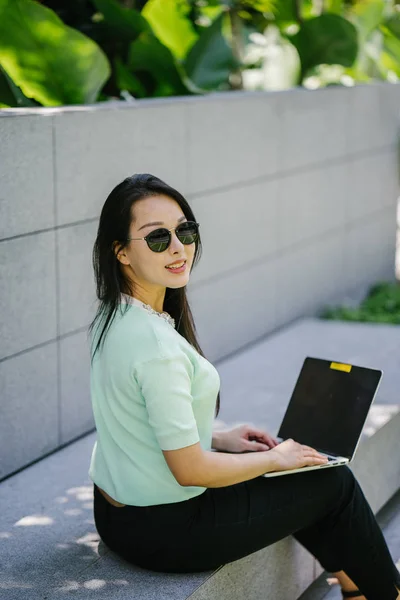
left=165, top=260, right=186, bottom=269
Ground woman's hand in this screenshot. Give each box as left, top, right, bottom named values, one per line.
left=214, top=423, right=279, bottom=453
left=269, top=438, right=328, bottom=471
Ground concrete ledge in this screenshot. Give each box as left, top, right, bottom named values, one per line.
left=0, top=318, right=399, bottom=600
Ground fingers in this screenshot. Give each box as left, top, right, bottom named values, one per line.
left=243, top=440, right=270, bottom=452
left=298, top=443, right=328, bottom=464
left=250, top=431, right=279, bottom=448
left=306, top=453, right=329, bottom=464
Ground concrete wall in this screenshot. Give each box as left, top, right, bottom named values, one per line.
left=1, top=83, right=399, bottom=479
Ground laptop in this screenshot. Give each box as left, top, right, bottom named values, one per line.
left=262, top=356, right=383, bottom=478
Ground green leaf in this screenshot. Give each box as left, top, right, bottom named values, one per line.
left=381, top=26, right=400, bottom=66
left=0, top=0, right=110, bottom=106
left=184, top=13, right=238, bottom=90
left=324, top=0, right=344, bottom=16
left=273, top=1, right=298, bottom=23
left=142, top=0, right=198, bottom=61
left=0, top=65, right=17, bottom=107
left=0, top=65, right=37, bottom=107
left=350, top=0, right=385, bottom=40
left=384, top=15, right=400, bottom=40
left=92, top=0, right=149, bottom=42
left=240, top=0, right=276, bottom=11
left=380, top=49, right=400, bottom=79
left=128, top=30, right=188, bottom=96
left=114, top=57, right=146, bottom=97
left=321, top=281, right=400, bottom=324
left=292, top=14, right=358, bottom=75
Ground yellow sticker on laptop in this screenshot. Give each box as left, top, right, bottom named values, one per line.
left=330, top=362, right=352, bottom=373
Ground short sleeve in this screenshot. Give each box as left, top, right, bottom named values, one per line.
left=133, top=354, right=200, bottom=451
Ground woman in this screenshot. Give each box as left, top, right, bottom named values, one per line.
left=88, top=173, right=400, bottom=600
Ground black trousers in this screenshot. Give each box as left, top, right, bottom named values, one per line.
left=93, top=466, right=400, bottom=599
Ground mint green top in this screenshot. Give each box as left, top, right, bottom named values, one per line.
left=88, top=294, right=220, bottom=506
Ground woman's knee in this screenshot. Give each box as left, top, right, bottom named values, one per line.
left=304, top=464, right=356, bottom=508
left=321, top=464, right=356, bottom=505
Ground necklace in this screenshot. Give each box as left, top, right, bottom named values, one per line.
left=120, top=293, right=176, bottom=329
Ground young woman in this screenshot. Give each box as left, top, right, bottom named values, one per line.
left=88, top=173, right=400, bottom=600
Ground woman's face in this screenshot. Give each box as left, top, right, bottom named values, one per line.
left=115, top=194, right=196, bottom=296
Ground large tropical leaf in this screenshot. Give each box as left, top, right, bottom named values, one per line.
left=114, top=56, right=146, bottom=97
left=381, top=26, right=400, bottom=68
left=0, top=0, right=110, bottom=106
left=240, top=0, right=276, bottom=11
left=142, top=0, right=198, bottom=60
left=0, top=65, right=38, bottom=108
left=92, top=0, right=149, bottom=42
left=0, top=66, right=17, bottom=107
left=291, top=14, right=358, bottom=76
left=384, top=15, right=400, bottom=40
left=184, top=13, right=238, bottom=90
left=273, top=1, right=299, bottom=23
left=324, top=0, right=344, bottom=16
left=128, top=31, right=189, bottom=97
left=350, top=0, right=385, bottom=40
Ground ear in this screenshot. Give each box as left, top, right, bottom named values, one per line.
left=112, top=241, right=130, bottom=266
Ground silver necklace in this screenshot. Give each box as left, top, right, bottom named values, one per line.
left=120, top=293, right=176, bottom=329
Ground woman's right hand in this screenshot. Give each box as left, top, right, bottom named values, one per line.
left=269, top=438, right=328, bottom=472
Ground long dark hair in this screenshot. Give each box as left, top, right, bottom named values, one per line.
left=88, top=173, right=220, bottom=417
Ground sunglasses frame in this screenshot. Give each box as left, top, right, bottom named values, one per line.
left=126, top=221, right=200, bottom=252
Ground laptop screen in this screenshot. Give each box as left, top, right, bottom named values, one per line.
left=277, top=357, right=382, bottom=459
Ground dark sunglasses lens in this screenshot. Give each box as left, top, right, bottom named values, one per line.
left=146, top=222, right=199, bottom=252
left=176, top=222, right=199, bottom=244
left=147, top=228, right=170, bottom=252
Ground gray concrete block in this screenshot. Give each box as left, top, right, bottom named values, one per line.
left=0, top=231, right=57, bottom=359
left=189, top=539, right=315, bottom=600
left=347, top=154, right=387, bottom=223
left=0, top=343, right=58, bottom=478
left=345, top=207, right=397, bottom=290
left=278, top=163, right=347, bottom=251
left=347, top=84, right=385, bottom=154
left=376, top=149, right=400, bottom=211
left=275, top=231, right=346, bottom=328
left=0, top=114, right=54, bottom=240
left=57, top=221, right=98, bottom=335
left=54, top=104, right=188, bottom=226
left=346, top=150, right=399, bottom=224
left=377, top=82, right=400, bottom=150
left=186, top=93, right=280, bottom=194
left=59, top=330, right=94, bottom=445
left=352, top=408, right=400, bottom=513
left=189, top=179, right=278, bottom=286
left=279, top=86, right=349, bottom=171
left=188, top=257, right=277, bottom=362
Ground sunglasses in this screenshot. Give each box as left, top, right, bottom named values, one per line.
left=127, top=221, right=200, bottom=253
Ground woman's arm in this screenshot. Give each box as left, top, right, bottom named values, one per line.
left=164, top=441, right=279, bottom=488
left=163, top=439, right=328, bottom=488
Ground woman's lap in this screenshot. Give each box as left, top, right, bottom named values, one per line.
left=94, top=465, right=354, bottom=573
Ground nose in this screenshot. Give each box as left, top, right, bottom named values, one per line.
left=169, top=229, right=185, bottom=253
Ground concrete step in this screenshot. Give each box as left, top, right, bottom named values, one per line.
left=0, top=317, right=399, bottom=600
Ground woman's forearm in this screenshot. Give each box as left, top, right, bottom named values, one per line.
left=188, top=448, right=279, bottom=488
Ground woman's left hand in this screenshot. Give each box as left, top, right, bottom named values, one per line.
left=215, top=423, right=279, bottom=453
